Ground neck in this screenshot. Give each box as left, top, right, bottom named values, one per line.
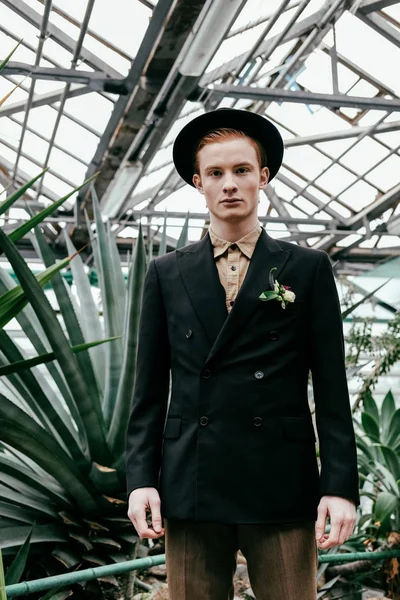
left=209, top=217, right=259, bottom=242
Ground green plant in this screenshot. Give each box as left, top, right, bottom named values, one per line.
left=355, top=390, right=400, bottom=533
left=0, top=174, right=152, bottom=598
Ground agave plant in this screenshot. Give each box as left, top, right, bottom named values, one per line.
left=0, top=170, right=189, bottom=596
left=354, top=390, right=400, bottom=533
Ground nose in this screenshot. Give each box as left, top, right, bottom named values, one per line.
left=222, top=175, right=238, bottom=194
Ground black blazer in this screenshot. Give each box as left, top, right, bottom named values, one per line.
left=125, top=227, right=360, bottom=524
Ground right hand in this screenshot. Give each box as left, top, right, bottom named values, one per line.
left=127, top=487, right=165, bottom=539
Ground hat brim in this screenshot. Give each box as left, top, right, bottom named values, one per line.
left=172, top=108, right=284, bottom=187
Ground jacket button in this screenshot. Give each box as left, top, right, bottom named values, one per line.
left=202, top=368, right=211, bottom=379
left=200, top=416, right=208, bottom=426
left=185, top=329, right=193, bottom=338
left=254, top=370, right=264, bottom=379
left=253, top=417, right=263, bottom=426
left=269, top=330, right=278, bottom=340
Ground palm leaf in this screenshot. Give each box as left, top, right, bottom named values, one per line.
left=0, top=39, right=22, bottom=71
left=0, top=548, right=5, bottom=600
left=381, top=390, right=396, bottom=443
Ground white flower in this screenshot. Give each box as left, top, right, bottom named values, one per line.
left=274, top=280, right=280, bottom=293
left=283, top=289, right=295, bottom=303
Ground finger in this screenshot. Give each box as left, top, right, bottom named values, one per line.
left=318, top=519, right=341, bottom=549
left=149, top=496, right=163, bottom=534
left=315, top=504, right=327, bottom=541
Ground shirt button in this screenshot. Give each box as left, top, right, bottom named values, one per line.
left=200, top=416, right=209, bottom=426
left=185, top=329, right=193, bottom=338
left=202, top=369, right=211, bottom=379
left=231, top=265, right=237, bottom=271
left=253, top=417, right=263, bottom=426
left=230, top=243, right=237, bottom=250
left=254, top=371, right=264, bottom=379
left=229, top=300, right=235, bottom=306
left=269, top=330, right=278, bottom=340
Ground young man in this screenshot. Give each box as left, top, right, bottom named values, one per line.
left=125, top=108, right=359, bottom=599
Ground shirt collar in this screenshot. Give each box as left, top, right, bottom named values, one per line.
left=208, top=220, right=263, bottom=260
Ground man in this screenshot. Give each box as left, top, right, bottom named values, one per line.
left=125, top=108, right=359, bottom=599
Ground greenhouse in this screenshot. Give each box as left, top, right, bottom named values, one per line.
left=0, top=0, right=400, bottom=598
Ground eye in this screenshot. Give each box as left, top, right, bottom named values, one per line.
left=237, top=167, right=249, bottom=173
left=209, top=170, right=221, bottom=176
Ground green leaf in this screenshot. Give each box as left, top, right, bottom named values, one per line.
left=0, top=336, right=120, bottom=376
left=0, top=227, right=111, bottom=465
left=363, top=390, right=380, bottom=426
left=0, top=330, right=86, bottom=467
left=259, top=291, right=279, bottom=301
left=34, top=226, right=104, bottom=429
left=387, top=409, right=400, bottom=448
left=0, top=254, right=72, bottom=330
left=374, top=491, right=399, bottom=522
left=0, top=524, right=68, bottom=551
left=8, top=172, right=98, bottom=243
left=341, top=279, right=391, bottom=319
left=0, top=547, right=6, bottom=600
left=40, top=589, right=73, bottom=600
left=4, top=527, right=32, bottom=585
left=379, top=445, right=400, bottom=483
left=63, top=232, right=106, bottom=392
left=158, top=210, right=167, bottom=256
left=176, top=212, right=189, bottom=249
left=361, top=412, right=381, bottom=442
left=0, top=170, right=47, bottom=217
left=108, top=222, right=147, bottom=459
left=381, top=390, right=396, bottom=442
left=0, top=269, right=85, bottom=436
left=91, top=188, right=123, bottom=427
left=0, top=394, right=99, bottom=514
left=0, top=39, right=23, bottom=71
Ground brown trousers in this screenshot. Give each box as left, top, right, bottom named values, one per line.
left=164, top=518, right=318, bottom=600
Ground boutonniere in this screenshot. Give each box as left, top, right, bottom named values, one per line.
left=259, top=267, right=296, bottom=309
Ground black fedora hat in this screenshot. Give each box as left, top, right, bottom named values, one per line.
left=172, top=108, right=284, bottom=187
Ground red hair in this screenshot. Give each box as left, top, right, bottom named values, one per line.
left=193, top=128, right=268, bottom=174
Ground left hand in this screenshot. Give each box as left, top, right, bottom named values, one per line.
left=315, top=495, right=356, bottom=549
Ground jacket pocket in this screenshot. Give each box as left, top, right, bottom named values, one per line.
left=163, top=416, right=182, bottom=439
left=283, top=417, right=316, bottom=442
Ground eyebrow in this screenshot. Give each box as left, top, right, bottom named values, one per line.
left=204, top=162, right=254, bottom=170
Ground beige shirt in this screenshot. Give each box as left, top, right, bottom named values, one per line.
left=208, top=220, right=263, bottom=313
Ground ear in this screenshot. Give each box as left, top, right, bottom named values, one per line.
left=193, top=173, right=204, bottom=194
left=259, top=166, right=270, bottom=189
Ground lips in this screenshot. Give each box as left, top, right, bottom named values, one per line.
left=221, top=198, right=242, bottom=203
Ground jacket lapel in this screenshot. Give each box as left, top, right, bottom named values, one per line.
left=176, top=227, right=292, bottom=365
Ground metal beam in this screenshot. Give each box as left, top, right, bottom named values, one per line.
left=285, top=119, right=400, bottom=147
left=210, top=84, right=400, bottom=111
left=0, top=85, right=91, bottom=118
left=201, top=7, right=327, bottom=85
left=1, top=62, right=128, bottom=93
left=77, top=0, right=183, bottom=217
left=1, top=0, right=122, bottom=78
left=359, top=0, right=400, bottom=14
left=356, top=11, right=400, bottom=48
left=345, top=183, right=400, bottom=229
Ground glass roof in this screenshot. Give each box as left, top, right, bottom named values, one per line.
left=0, top=0, right=399, bottom=272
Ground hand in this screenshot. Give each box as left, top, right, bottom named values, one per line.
left=315, top=495, right=356, bottom=549
left=127, top=487, right=165, bottom=539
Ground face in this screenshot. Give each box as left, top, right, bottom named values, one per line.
left=192, top=137, right=269, bottom=227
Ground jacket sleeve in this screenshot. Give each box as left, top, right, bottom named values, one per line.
left=309, top=251, right=360, bottom=506
left=125, top=257, right=171, bottom=498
